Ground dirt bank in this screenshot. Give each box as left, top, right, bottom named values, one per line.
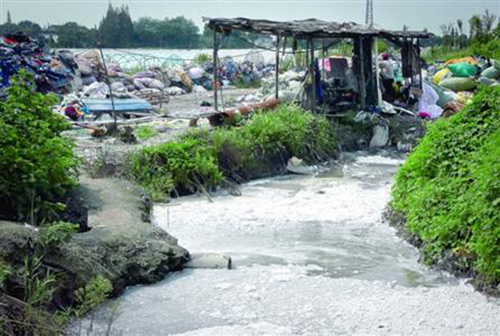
left=0, top=177, right=189, bottom=304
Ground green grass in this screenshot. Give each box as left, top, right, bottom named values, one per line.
left=135, top=125, right=159, bottom=140
left=424, top=38, right=500, bottom=63
left=423, top=46, right=473, bottom=63
left=129, top=138, right=222, bottom=201
left=391, top=86, right=500, bottom=285
left=128, top=104, right=337, bottom=201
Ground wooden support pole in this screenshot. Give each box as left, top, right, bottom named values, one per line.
left=417, top=38, right=423, bottom=90
left=358, top=36, right=366, bottom=109
left=374, top=37, right=382, bottom=107
left=99, top=46, right=117, bottom=127
left=310, top=38, right=316, bottom=112
left=322, top=38, right=326, bottom=82
left=275, top=35, right=281, bottom=99
left=304, top=39, right=309, bottom=110
left=213, top=29, right=219, bottom=111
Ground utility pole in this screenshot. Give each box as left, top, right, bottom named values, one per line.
left=365, top=0, right=374, bottom=28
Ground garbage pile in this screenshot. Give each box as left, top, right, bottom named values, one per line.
left=0, top=31, right=276, bottom=104
left=260, top=70, right=305, bottom=102
left=426, top=56, right=500, bottom=117
left=0, top=32, right=77, bottom=95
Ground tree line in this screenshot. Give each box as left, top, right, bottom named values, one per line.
left=435, top=9, right=500, bottom=58
left=2, top=5, right=498, bottom=53
left=0, top=4, right=265, bottom=49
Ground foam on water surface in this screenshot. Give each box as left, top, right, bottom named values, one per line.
left=83, top=154, right=500, bottom=336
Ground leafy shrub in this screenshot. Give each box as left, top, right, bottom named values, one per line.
left=391, top=86, right=500, bottom=283
left=245, top=104, right=337, bottom=162
left=0, top=259, right=12, bottom=289
left=129, top=138, right=222, bottom=201
left=0, top=71, right=79, bottom=223
left=74, top=275, right=113, bottom=316
left=37, top=221, right=79, bottom=248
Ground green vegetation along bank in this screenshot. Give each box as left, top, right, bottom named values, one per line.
left=128, top=104, right=339, bottom=201
left=0, top=72, right=188, bottom=335
left=390, top=86, right=500, bottom=294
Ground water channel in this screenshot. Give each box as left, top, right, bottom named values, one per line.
left=85, top=152, right=500, bottom=335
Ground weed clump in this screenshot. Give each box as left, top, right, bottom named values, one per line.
left=391, top=86, right=500, bottom=287
left=135, top=125, right=159, bottom=140
left=129, top=104, right=337, bottom=201
left=129, top=138, right=222, bottom=200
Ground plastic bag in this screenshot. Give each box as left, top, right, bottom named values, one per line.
left=478, top=77, right=498, bottom=86
left=439, top=77, right=477, bottom=92
left=418, top=82, right=443, bottom=119
left=445, top=57, right=478, bottom=65
left=481, top=66, right=500, bottom=79
left=447, top=63, right=478, bottom=78
left=433, top=68, right=451, bottom=84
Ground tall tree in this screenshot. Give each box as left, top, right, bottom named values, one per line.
left=56, top=22, right=93, bottom=48
left=98, top=3, right=120, bottom=47
left=161, top=16, right=199, bottom=48
left=6, top=11, right=11, bottom=25
left=482, top=9, right=497, bottom=34
left=469, top=15, right=483, bottom=39
left=456, top=19, right=463, bottom=35
left=134, top=17, right=163, bottom=47
left=17, top=20, right=42, bottom=37
left=117, top=5, right=134, bottom=47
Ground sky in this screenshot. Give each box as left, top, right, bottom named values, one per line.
left=1, top=0, right=499, bottom=34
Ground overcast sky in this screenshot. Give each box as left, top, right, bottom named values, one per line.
left=2, top=0, right=499, bottom=34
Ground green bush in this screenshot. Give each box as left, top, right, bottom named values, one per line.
left=129, top=105, right=337, bottom=201
left=37, top=221, right=79, bottom=248
left=0, top=71, right=79, bottom=223
left=129, top=138, right=222, bottom=201
left=74, top=275, right=113, bottom=316
left=391, top=86, right=500, bottom=283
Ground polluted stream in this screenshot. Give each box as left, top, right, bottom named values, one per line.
left=84, top=152, right=500, bottom=335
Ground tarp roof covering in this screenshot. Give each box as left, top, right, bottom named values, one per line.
left=205, top=17, right=432, bottom=39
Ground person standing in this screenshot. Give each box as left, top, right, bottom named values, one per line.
left=379, top=53, right=396, bottom=102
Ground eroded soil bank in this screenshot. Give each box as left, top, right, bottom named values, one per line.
left=0, top=178, right=188, bottom=305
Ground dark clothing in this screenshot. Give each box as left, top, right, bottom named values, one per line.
left=382, top=78, right=396, bottom=103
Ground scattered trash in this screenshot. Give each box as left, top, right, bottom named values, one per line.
left=447, top=63, right=478, bottom=78
left=370, top=124, right=389, bottom=148
left=439, top=77, right=477, bottom=92
left=286, top=156, right=317, bottom=175
left=417, top=82, right=443, bottom=119
left=0, top=32, right=75, bottom=95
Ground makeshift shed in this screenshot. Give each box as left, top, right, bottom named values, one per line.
left=205, top=17, right=432, bottom=112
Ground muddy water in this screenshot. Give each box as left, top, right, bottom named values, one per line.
left=86, top=153, right=500, bottom=335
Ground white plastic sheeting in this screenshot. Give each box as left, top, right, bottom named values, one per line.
left=418, top=82, right=443, bottom=119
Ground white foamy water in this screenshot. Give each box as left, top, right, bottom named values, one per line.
left=82, top=153, right=500, bottom=336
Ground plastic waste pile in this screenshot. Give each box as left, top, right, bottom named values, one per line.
left=260, top=70, right=305, bottom=102
left=0, top=32, right=77, bottom=95
left=426, top=56, right=500, bottom=117
left=68, top=52, right=275, bottom=104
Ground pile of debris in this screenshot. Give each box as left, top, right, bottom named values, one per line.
left=0, top=32, right=78, bottom=95
left=426, top=56, right=500, bottom=117
left=0, top=31, right=275, bottom=105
